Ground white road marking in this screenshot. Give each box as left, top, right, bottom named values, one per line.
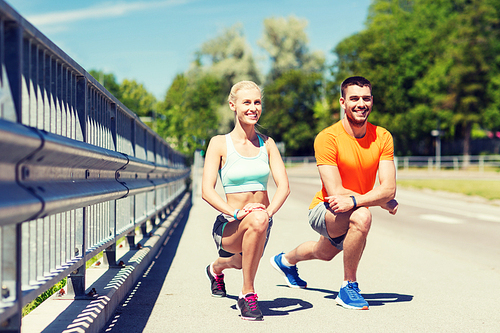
left=420, top=214, right=464, bottom=224
left=398, top=199, right=500, bottom=223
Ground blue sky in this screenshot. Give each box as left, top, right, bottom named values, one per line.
left=6, top=0, right=371, bottom=99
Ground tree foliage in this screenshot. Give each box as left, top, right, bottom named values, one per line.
left=156, top=73, right=222, bottom=159
left=259, top=16, right=325, bottom=81
left=258, top=16, right=328, bottom=156
left=331, top=0, right=500, bottom=156
left=259, top=70, right=324, bottom=156
left=89, top=70, right=157, bottom=118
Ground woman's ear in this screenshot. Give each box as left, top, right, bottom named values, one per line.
left=229, top=101, right=236, bottom=111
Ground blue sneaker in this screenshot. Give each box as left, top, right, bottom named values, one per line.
left=270, top=252, right=307, bottom=289
left=335, top=281, right=369, bottom=310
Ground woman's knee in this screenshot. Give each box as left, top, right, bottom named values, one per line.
left=350, top=207, right=372, bottom=233
left=244, top=211, right=269, bottom=234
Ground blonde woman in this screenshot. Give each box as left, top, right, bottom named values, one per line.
left=202, top=81, right=289, bottom=321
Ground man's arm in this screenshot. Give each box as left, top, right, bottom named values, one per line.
left=319, top=160, right=397, bottom=214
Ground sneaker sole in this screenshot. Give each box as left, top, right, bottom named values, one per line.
left=205, top=266, right=226, bottom=298
left=269, top=256, right=307, bottom=289
left=335, top=295, right=369, bottom=310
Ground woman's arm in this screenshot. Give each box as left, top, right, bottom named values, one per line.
left=201, top=136, right=237, bottom=216
left=265, top=137, right=290, bottom=217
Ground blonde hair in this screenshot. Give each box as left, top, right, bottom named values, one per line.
left=228, top=81, right=261, bottom=103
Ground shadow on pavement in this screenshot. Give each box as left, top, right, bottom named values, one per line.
left=298, top=286, right=413, bottom=307
left=100, top=208, right=191, bottom=332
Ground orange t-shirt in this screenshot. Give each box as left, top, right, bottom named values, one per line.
left=309, top=120, right=394, bottom=209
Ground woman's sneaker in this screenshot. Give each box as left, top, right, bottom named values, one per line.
left=237, top=293, right=263, bottom=321
left=270, top=252, right=307, bottom=288
left=335, top=281, right=369, bottom=310
left=205, top=265, right=226, bottom=297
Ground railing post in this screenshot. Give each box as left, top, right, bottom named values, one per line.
left=4, top=20, right=21, bottom=123
left=127, top=230, right=136, bottom=249
left=0, top=224, right=22, bottom=332
left=102, top=244, right=117, bottom=267
left=66, top=207, right=86, bottom=298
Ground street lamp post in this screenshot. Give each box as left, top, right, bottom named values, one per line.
left=431, top=129, right=442, bottom=170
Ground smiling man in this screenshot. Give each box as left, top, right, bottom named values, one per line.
left=271, top=76, right=399, bottom=310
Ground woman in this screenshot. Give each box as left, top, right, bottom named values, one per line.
left=202, top=81, right=290, bottom=321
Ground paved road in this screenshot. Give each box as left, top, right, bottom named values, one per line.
left=101, top=165, right=500, bottom=332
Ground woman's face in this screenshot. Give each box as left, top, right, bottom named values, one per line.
left=230, top=88, right=262, bottom=125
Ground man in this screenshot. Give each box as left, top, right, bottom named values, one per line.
left=270, top=76, right=398, bottom=310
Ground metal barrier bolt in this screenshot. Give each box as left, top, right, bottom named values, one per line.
left=1, top=285, right=10, bottom=299
left=21, top=166, right=30, bottom=179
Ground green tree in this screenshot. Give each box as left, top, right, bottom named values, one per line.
left=331, top=0, right=500, bottom=158
left=119, top=79, right=157, bottom=118
left=194, top=23, right=262, bottom=132
left=260, top=70, right=323, bottom=156
left=89, top=70, right=122, bottom=99
left=258, top=16, right=327, bottom=156
left=157, top=73, right=221, bottom=159
left=259, top=16, right=325, bottom=82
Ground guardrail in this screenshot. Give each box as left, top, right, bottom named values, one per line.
left=284, top=155, right=500, bottom=172
left=394, top=155, right=500, bottom=171
left=0, top=2, right=190, bottom=331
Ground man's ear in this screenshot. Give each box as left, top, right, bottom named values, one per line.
left=339, top=97, right=346, bottom=110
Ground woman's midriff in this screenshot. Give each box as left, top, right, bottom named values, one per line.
left=226, top=191, right=270, bottom=209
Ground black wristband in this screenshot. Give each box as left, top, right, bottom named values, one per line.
left=350, top=195, right=357, bottom=209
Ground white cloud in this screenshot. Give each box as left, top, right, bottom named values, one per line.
left=26, top=0, right=193, bottom=27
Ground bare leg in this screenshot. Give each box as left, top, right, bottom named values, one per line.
left=341, top=207, right=371, bottom=281
left=212, top=254, right=242, bottom=275
left=221, top=210, right=269, bottom=295
left=284, top=237, right=341, bottom=265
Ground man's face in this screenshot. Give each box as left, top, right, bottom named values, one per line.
left=340, top=85, right=373, bottom=128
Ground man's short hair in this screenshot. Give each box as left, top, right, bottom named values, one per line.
left=341, top=76, right=372, bottom=98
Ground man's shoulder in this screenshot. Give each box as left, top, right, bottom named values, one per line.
left=367, top=122, right=392, bottom=136
left=317, top=121, right=344, bottom=138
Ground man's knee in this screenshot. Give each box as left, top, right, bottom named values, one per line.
left=350, top=207, right=372, bottom=234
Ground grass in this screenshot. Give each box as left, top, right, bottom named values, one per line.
left=397, top=179, right=500, bottom=201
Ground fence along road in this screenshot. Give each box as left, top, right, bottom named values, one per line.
left=0, top=2, right=190, bottom=332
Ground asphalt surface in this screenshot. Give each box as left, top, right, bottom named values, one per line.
left=99, top=165, right=500, bottom=333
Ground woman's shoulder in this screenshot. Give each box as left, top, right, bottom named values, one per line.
left=256, top=132, right=273, bottom=144
left=209, top=134, right=227, bottom=144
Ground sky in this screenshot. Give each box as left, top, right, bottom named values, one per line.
left=5, top=0, right=372, bottom=99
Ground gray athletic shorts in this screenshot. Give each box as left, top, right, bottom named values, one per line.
left=212, top=214, right=273, bottom=257
left=308, top=202, right=346, bottom=250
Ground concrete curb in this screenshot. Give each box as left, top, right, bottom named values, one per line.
left=21, top=192, right=192, bottom=333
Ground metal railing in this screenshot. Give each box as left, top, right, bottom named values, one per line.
left=284, top=155, right=500, bottom=172
left=0, top=1, right=190, bottom=331
left=394, top=155, right=500, bottom=172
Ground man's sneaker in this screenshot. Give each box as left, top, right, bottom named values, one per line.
left=237, top=293, right=263, bottom=321
left=270, top=252, right=307, bottom=288
left=205, top=265, right=226, bottom=297
left=335, top=281, right=369, bottom=310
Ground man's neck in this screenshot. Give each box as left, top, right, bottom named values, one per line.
left=341, top=117, right=367, bottom=138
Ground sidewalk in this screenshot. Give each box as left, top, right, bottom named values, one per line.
left=98, top=172, right=500, bottom=332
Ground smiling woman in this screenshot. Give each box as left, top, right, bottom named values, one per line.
left=201, top=80, right=290, bottom=321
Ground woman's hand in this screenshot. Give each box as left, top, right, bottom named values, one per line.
left=235, top=203, right=268, bottom=220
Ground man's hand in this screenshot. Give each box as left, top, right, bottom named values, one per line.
left=380, top=199, right=398, bottom=215
left=325, top=195, right=355, bottom=213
